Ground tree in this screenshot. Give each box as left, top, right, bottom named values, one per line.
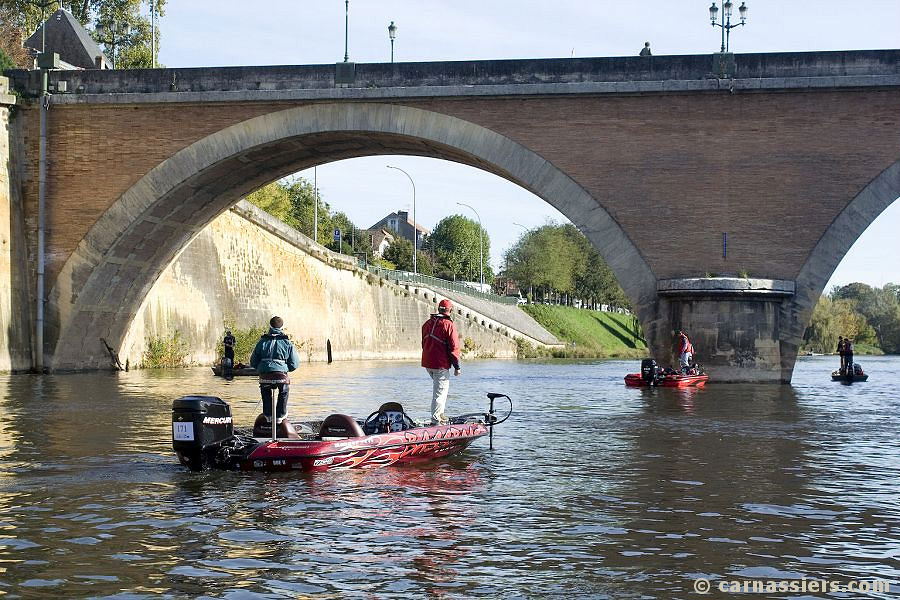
left=0, top=1, right=166, bottom=69
left=0, top=9, right=31, bottom=69
left=430, top=214, right=493, bottom=283
left=246, top=182, right=300, bottom=229
left=382, top=237, right=414, bottom=271
left=505, top=221, right=629, bottom=307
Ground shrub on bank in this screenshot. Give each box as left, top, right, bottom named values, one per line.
left=142, top=331, right=191, bottom=369
left=214, top=322, right=270, bottom=365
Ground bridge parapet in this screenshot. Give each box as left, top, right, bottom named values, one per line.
left=5, top=49, right=898, bottom=99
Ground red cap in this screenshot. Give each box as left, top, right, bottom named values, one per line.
left=438, top=299, right=453, bottom=312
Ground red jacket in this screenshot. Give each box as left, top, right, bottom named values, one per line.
left=421, top=314, right=461, bottom=370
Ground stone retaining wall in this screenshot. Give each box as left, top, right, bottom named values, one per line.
left=119, top=201, right=548, bottom=368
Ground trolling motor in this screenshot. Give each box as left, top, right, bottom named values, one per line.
left=450, top=392, right=513, bottom=449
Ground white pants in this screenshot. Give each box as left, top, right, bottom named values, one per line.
left=680, top=352, right=693, bottom=369
left=426, top=367, right=450, bottom=424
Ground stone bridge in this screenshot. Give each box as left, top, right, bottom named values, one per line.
left=1, top=50, right=898, bottom=380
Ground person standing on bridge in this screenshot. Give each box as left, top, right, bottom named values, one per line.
left=678, top=330, right=695, bottom=374
left=422, top=299, right=461, bottom=426
left=250, top=316, right=300, bottom=425
left=639, top=42, right=652, bottom=56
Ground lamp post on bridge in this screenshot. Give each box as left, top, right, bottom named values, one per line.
left=709, top=0, right=748, bottom=53
left=388, top=21, right=397, bottom=63
left=96, top=18, right=130, bottom=68
left=386, top=165, right=417, bottom=275
left=457, top=202, right=484, bottom=290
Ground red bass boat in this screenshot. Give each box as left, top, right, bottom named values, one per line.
left=624, top=358, right=709, bottom=387
left=172, top=394, right=512, bottom=472
left=624, top=372, right=709, bottom=387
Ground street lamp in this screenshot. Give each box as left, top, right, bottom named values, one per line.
left=386, top=165, right=417, bottom=275
left=343, top=0, right=350, bottom=62
left=709, top=1, right=748, bottom=53
left=388, top=21, right=397, bottom=63
left=456, top=202, right=484, bottom=289
left=96, top=18, right=130, bottom=68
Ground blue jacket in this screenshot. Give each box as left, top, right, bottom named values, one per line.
left=250, top=327, right=300, bottom=373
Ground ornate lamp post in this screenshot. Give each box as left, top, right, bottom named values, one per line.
left=386, top=165, right=417, bottom=275
left=388, top=21, right=397, bottom=63
left=343, top=0, right=350, bottom=62
left=96, top=18, right=130, bottom=68
left=709, top=1, right=748, bottom=53
left=457, top=202, right=484, bottom=289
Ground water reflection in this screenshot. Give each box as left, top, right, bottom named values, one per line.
left=0, top=356, right=897, bottom=597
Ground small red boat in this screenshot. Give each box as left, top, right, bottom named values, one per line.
left=624, top=358, right=709, bottom=387
left=172, top=394, right=511, bottom=472
left=624, top=373, right=709, bottom=387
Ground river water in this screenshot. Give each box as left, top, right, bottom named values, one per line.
left=0, top=356, right=897, bottom=598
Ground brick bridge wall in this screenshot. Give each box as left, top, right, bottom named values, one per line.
left=2, top=51, right=899, bottom=378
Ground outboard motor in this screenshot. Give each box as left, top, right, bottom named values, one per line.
left=172, top=396, right=234, bottom=471
left=641, top=358, right=660, bottom=385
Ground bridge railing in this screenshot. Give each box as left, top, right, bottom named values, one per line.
left=360, top=264, right=519, bottom=305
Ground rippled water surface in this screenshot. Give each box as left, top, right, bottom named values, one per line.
left=0, top=356, right=898, bottom=598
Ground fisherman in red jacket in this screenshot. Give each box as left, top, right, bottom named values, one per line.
left=422, top=299, right=461, bottom=425
left=678, top=330, right=695, bottom=374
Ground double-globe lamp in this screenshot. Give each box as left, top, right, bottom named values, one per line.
left=709, top=1, right=748, bottom=53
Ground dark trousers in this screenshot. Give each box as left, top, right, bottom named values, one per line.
left=224, top=347, right=234, bottom=361
left=260, top=383, right=289, bottom=421
left=845, top=353, right=853, bottom=371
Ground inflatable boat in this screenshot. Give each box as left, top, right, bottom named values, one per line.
left=831, top=370, right=868, bottom=382
left=172, top=393, right=512, bottom=472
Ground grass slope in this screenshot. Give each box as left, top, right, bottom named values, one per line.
left=521, top=304, right=647, bottom=358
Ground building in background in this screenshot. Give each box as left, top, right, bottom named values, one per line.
left=24, top=9, right=110, bottom=69
left=367, top=210, right=429, bottom=249
left=366, top=227, right=395, bottom=257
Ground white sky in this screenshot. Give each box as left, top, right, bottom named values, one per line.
left=155, top=1, right=899, bottom=288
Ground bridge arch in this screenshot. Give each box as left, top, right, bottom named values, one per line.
left=784, top=160, right=900, bottom=354
left=46, top=102, right=656, bottom=370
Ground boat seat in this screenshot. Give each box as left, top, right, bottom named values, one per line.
left=252, top=414, right=300, bottom=439
left=319, top=414, right=365, bottom=441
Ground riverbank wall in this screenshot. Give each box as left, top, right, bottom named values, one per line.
left=119, top=201, right=550, bottom=368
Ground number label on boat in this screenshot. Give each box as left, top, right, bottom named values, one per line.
left=173, top=422, right=195, bottom=441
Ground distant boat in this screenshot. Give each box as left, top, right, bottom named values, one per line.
left=211, top=365, right=258, bottom=377
left=804, top=351, right=824, bottom=356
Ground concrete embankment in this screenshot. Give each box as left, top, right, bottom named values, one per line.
left=120, top=201, right=556, bottom=367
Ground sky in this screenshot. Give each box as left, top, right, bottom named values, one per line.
left=154, top=1, right=899, bottom=288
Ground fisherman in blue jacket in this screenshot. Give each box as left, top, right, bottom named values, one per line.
left=250, top=316, right=301, bottom=424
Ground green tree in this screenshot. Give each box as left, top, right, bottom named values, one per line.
left=281, top=178, right=333, bottom=246
left=246, top=182, right=300, bottom=229
left=0, top=1, right=166, bottom=69
left=833, top=282, right=900, bottom=351
left=430, top=214, right=493, bottom=283
left=382, top=237, right=414, bottom=271
left=505, top=222, right=629, bottom=307
left=0, top=47, right=13, bottom=71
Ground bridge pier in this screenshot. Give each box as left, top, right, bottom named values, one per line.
left=643, top=279, right=797, bottom=383
left=0, top=77, right=33, bottom=372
